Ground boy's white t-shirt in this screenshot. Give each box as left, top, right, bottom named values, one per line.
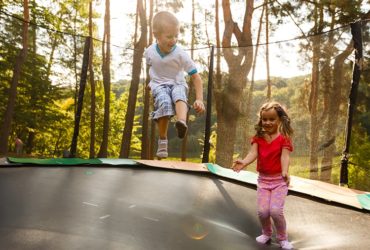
left=144, top=43, right=198, bottom=90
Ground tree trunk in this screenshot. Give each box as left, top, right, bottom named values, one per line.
left=46, top=12, right=64, bottom=79
left=98, top=0, right=111, bottom=158
left=25, top=0, right=38, bottom=156
left=320, top=43, right=353, bottom=182
left=240, top=4, right=265, bottom=157
left=215, top=0, right=254, bottom=167
left=73, top=3, right=78, bottom=116
left=215, top=112, right=238, bottom=167
left=70, top=37, right=91, bottom=158
left=89, top=0, right=96, bottom=158
left=53, top=130, right=63, bottom=156
left=181, top=0, right=196, bottom=161
left=308, top=5, right=323, bottom=180
left=25, top=131, right=35, bottom=154
left=0, top=0, right=29, bottom=155
left=46, top=34, right=59, bottom=79
left=318, top=10, right=335, bottom=181
left=120, top=0, right=147, bottom=158
left=214, top=0, right=222, bottom=162
left=141, top=0, right=153, bottom=160
left=265, top=0, right=271, bottom=100
left=215, top=0, right=221, bottom=90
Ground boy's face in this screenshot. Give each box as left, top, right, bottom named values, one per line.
left=155, top=24, right=179, bottom=54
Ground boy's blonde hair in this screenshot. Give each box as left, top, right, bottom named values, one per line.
left=255, top=101, right=294, bottom=138
left=152, top=11, right=179, bottom=35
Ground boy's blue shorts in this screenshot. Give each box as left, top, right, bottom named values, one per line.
left=151, top=84, right=188, bottom=120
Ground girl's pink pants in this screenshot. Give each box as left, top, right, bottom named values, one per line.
left=257, top=174, right=288, bottom=241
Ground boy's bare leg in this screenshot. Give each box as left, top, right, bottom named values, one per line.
left=175, top=100, right=188, bottom=122
left=157, top=116, right=169, bottom=139
left=156, top=116, right=169, bottom=159
left=175, top=101, right=188, bottom=139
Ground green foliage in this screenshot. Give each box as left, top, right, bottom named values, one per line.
left=0, top=1, right=369, bottom=194
left=349, top=48, right=370, bottom=191
left=203, top=124, right=217, bottom=163
left=33, top=97, right=74, bottom=157
left=0, top=0, right=97, bottom=157
left=348, top=61, right=370, bottom=191
left=348, top=132, right=370, bottom=191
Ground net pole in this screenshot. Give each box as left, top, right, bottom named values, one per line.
left=202, top=45, right=214, bottom=163
left=340, top=21, right=363, bottom=186
left=69, top=37, right=91, bottom=158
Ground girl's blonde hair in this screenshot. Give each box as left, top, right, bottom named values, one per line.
left=255, top=101, right=293, bottom=138
left=152, top=11, right=179, bottom=35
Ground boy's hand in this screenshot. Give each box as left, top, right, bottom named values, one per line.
left=232, top=159, right=246, bottom=173
left=193, top=100, right=205, bottom=114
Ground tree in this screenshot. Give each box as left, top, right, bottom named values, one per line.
left=287, top=0, right=365, bottom=181
left=318, top=1, right=363, bottom=181
left=0, top=0, right=29, bottom=154
left=240, top=2, right=265, bottom=157
left=320, top=43, right=353, bottom=181
left=120, top=0, right=147, bottom=158
left=349, top=36, right=370, bottom=190
left=98, top=0, right=111, bottom=157
left=265, top=0, right=271, bottom=100
left=141, top=0, right=154, bottom=159
left=308, top=2, right=323, bottom=180
left=88, top=0, right=96, bottom=158
left=214, top=0, right=254, bottom=167
left=181, top=0, right=197, bottom=161
left=215, top=0, right=221, bottom=94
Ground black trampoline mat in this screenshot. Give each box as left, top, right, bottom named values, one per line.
left=0, top=166, right=369, bottom=250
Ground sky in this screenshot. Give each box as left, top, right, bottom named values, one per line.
left=93, top=0, right=367, bottom=82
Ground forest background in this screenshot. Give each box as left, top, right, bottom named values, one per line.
left=0, top=0, right=369, bottom=191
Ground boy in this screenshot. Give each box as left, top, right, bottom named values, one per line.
left=144, top=11, right=205, bottom=159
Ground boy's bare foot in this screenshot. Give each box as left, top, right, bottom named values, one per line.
left=175, top=120, right=188, bottom=139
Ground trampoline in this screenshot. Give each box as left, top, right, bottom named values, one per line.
left=0, top=158, right=369, bottom=250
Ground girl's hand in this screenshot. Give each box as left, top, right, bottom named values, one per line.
left=282, top=172, right=290, bottom=186
left=232, top=159, right=246, bottom=173
left=193, top=100, right=205, bottom=114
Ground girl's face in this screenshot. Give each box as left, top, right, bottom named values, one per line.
left=155, top=25, right=179, bottom=54
left=260, top=108, right=280, bottom=135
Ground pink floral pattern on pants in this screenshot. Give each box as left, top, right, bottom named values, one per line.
left=257, top=174, right=288, bottom=241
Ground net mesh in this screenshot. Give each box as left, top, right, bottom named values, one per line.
left=0, top=2, right=369, bottom=190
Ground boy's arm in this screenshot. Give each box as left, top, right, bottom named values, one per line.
left=191, top=73, right=205, bottom=113
left=232, top=143, right=258, bottom=172
left=281, top=148, right=291, bottom=184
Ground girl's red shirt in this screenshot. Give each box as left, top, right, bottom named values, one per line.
left=251, top=134, right=293, bottom=175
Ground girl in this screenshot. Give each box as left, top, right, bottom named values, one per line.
left=232, top=101, right=294, bottom=249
